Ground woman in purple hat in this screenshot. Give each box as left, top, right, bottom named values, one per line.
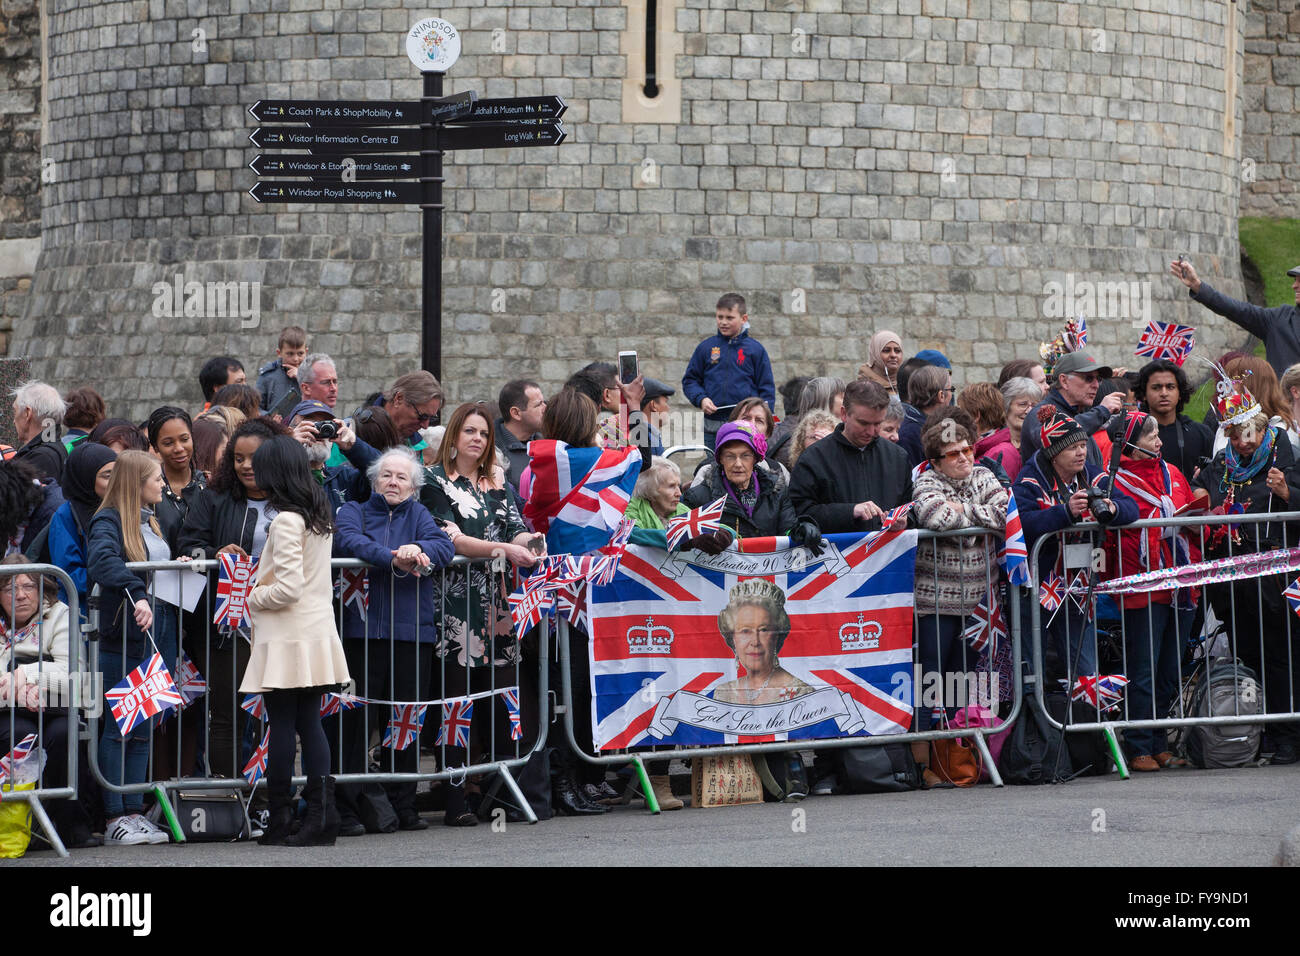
left=682, top=421, right=821, bottom=548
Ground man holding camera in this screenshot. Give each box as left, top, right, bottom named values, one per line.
left=289, top=399, right=381, bottom=513
left=1013, top=407, right=1138, bottom=679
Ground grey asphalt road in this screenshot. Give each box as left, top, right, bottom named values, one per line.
left=14, top=762, right=1298, bottom=866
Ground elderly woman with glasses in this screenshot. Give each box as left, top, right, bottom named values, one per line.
left=910, top=410, right=1010, bottom=788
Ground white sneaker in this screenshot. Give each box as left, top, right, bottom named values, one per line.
left=104, top=815, right=152, bottom=846
left=132, top=814, right=171, bottom=844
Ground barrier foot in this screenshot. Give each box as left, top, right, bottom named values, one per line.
left=153, top=785, right=185, bottom=843
left=631, top=756, right=659, bottom=815
left=1102, top=725, right=1129, bottom=780
left=29, top=797, right=68, bottom=859
left=972, top=732, right=1003, bottom=787
left=494, top=762, right=538, bottom=825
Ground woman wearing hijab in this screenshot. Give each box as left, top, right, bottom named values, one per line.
left=48, top=442, right=117, bottom=609
left=857, top=331, right=904, bottom=396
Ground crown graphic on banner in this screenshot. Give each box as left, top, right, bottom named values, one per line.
left=626, top=616, right=675, bottom=655
left=838, top=613, right=881, bottom=652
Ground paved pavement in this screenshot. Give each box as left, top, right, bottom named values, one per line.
left=14, top=761, right=1298, bottom=866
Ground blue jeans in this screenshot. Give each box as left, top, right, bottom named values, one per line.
left=98, top=604, right=179, bottom=818
left=1122, top=603, right=1193, bottom=757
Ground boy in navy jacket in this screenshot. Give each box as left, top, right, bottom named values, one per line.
left=681, top=292, right=776, bottom=450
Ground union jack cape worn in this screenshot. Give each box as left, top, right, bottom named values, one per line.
left=522, top=440, right=642, bottom=556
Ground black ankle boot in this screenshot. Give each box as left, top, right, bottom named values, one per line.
left=258, top=778, right=294, bottom=846
left=285, top=776, right=339, bottom=846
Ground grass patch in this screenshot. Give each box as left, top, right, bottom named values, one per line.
left=1183, top=218, right=1298, bottom=423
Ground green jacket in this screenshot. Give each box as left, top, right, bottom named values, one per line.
left=625, top=496, right=688, bottom=550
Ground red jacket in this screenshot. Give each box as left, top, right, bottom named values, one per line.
left=1104, top=455, right=1201, bottom=609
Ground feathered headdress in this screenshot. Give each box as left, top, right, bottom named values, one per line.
left=1039, top=315, right=1089, bottom=377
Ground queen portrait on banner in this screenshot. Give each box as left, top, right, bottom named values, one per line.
left=712, top=580, right=813, bottom=705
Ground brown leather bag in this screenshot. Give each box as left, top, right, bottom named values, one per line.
left=930, top=722, right=983, bottom=788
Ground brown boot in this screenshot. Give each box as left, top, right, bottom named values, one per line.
left=649, top=775, right=684, bottom=811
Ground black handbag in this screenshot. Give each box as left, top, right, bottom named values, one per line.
left=163, top=790, right=253, bottom=842
left=838, top=743, right=920, bottom=794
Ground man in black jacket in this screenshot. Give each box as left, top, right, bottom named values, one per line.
left=789, top=380, right=911, bottom=534
left=11, top=381, right=67, bottom=482
left=1173, top=257, right=1300, bottom=379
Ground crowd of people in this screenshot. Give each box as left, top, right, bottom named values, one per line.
left=4, top=262, right=1300, bottom=850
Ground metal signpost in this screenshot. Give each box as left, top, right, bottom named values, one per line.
left=245, top=18, right=567, bottom=382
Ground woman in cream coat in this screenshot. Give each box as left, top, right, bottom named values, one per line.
left=239, top=436, right=350, bottom=847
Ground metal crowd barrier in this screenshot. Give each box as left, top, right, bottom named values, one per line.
left=1028, top=509, right=1300, bottom=778
left=555, top=528, right=1025, bottom=811
left=0, top=563, right=83, bottom=858
left=85, top=555, right=550, bottom=844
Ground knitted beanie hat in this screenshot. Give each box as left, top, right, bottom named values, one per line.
left=1038, top=405, right=1087, bottom=459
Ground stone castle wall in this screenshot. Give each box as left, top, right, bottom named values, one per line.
left=8, top=0, right=1269, bottom=424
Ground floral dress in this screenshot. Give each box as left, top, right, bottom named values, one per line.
left=421, top=465, right=528, bottom=668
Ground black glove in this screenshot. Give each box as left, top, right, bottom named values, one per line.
left=788, top=519, right=824, bottom=556
left=687, top=528, right=732, bottom=555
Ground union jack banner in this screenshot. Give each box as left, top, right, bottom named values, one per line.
left=665, top=496, right=727, bottom=551
left=336, top=568, right=369, bottom=612
left=1135, top=320, right=1195, bottom=366
left=588, top=529, right=918, bottom=750
left=105, top=653, right=184, bottom=735
left=1000, top=492, right=1030, bottom=587
left=436, top=698, right=473, bottom=748
left=243, top=727, right=270, bottom=785
left=1039, top=570, right=1065, bottom=613
left=962, top=589, right=1006, bottom=654
left=241, top=693, right=266, bottom=720
left=503, top=687, right=523, bottom=741
left=383, top=703, right=428, bottom=750
left=1065, top=674, right=1129, bottom=712
left=176, top=653, right=207, bottom=709
left=1286, top=577, right=1300, bottom=618
left=0, top=733, right=38, bottom=787
left=213, top=552, right=257, bottom=629
left=319, top=691, right=363, bottom=717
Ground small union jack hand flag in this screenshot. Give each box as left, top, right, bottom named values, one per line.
left=0, top=732, right=38, bottom=787
left=1067, top=569, right=1094, bottom=615
left=607, top=516, right=636, bottom=553
left=436, top=698, right=473, bottom=749
left=105, top=653, right=185, bottom=736
left=241, top=693, right=266, bottom=720
left=1039, top=570, right=1064, bottom=613
left=213, top=552, right=257, bottom=629
left=382, top=703, right=428, bottom=751
left=1135, top=320, right=1195, bottom=366
left=962, top=590, right=1007, bottom=654
left=243, top=726, right=270, bottom=786
left=337, top=568, right=369, bottom=612
left=320, top=691, right=363, bottom=718
left=1001, top=492, right=1030, bottom=587
left=508, top=586, right=548, bottom=641
left=1286, top=578, right=1300, bottom=618
left=665, top=496, right=727, bottom=551
left=176, top=653, right=207, bottom=709
left=1065, top=674, right=1129, bottom=712
left=555, top=579, right=587, bottom=630
left=881, top=503, right=912, bottom=529
left=503, top=687, right=523, bottom=741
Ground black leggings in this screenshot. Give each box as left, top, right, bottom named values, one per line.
left=265, top=687, right=331, bottom=782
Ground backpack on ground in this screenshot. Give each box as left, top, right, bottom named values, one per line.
left=1177, top=656, right=1262, bottom=769
left=1044, top=689, right=1114, bottom=777
left=997, top=693, right=1074, bottom=784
